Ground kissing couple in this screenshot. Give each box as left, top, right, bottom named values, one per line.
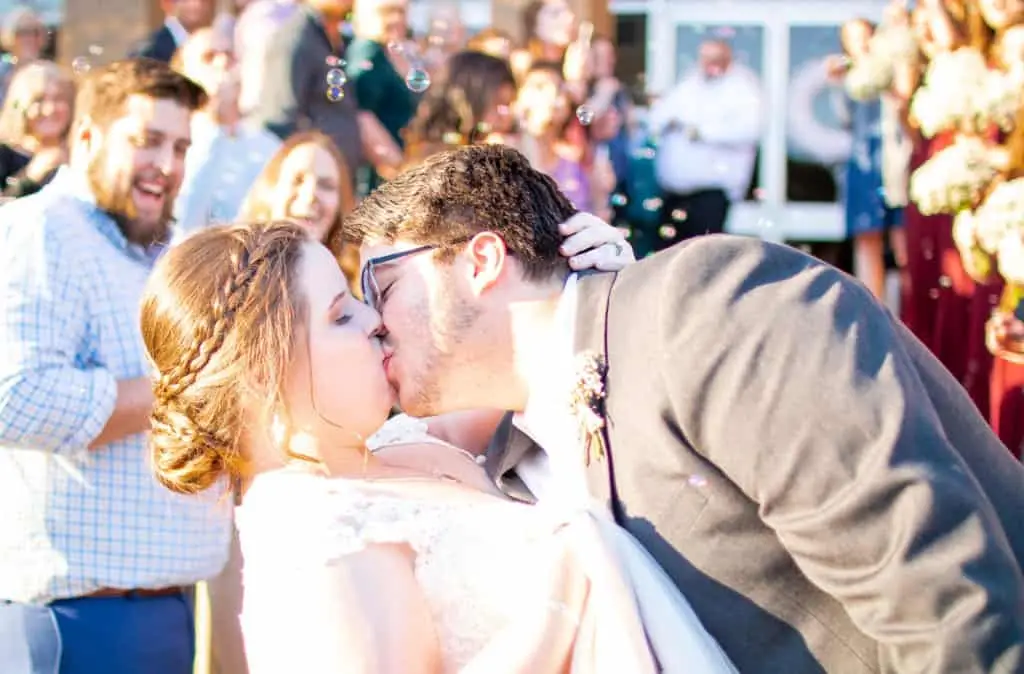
left=145, top=145, right=1024, bottom=673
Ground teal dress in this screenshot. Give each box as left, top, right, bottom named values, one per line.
left=345, top=38, right=418, bottom=195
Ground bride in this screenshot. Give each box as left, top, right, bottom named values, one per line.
left=141, top=219, right=735, bottom=673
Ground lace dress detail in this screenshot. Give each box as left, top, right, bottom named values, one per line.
left=236, top=470, right=558, bottom=672
left=366, top=413, right=445, bottom=451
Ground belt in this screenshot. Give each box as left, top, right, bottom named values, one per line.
left=83, top=586, right=185, bottom=599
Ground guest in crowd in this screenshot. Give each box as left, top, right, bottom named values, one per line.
left=132, top=0, right=217, bottom=62
left=516, top=61, right=614, bottom=219
left=0, top=5, right=47, bottom=104
left=233, top=0, right=299, bottom=116
left=830, top=18, right=908, bottom=301
left=403, top=49, right=518, bottom=163
left=466, top=26, right=513, bottom=60
left=647, top=38, right=763, bottom=248
left=0, top=60, right=72, bottom=198
left=172, top=22, right=280, bottom=234
left=0, top=59, right=231, bottom=674
left=239, top=129, right=354, bottom=262
left=252, top=0, right=402, bottom=192
left=345, top=0, right=418, bottom=192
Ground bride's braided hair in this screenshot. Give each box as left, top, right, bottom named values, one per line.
left=142, top=221, right=309, bottom=494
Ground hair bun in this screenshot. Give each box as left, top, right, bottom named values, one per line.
left=149, top=397, right=232, bottom=495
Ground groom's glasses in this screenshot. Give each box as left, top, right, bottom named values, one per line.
left=360, top=244, right=437, bottom=310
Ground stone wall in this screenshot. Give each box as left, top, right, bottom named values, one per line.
left=56, top=0, right=162, bottom=67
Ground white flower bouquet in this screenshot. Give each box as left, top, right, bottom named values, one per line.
left=953, top=210, right=996, bottom=282
left=971, top=69, right=1023, bottom=133
left=997, top=231, right=1024, bottom=285
left=972, top=178, right=1024, bottom=253
left=845, top=51, right=894, bottom=101
left=872, top=22, right=919, bottom=64
left=910, top=48, right=990, bottom=137
left=909, top=136, right=998, bottom=215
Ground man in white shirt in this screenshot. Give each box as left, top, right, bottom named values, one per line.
left=647, top=39, right=763, bottom=248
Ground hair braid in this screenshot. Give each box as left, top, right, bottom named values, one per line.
left=148, top=227, right=286, bottom=494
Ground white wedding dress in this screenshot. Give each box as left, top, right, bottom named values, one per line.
left=236, top=416, right=737, bottom=673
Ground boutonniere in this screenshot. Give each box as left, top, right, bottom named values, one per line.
left=569, top=350, right=608, bottom=466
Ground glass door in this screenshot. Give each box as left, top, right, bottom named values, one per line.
left=654, top=0, right=887, bottom=241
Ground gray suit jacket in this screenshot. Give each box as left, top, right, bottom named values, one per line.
left=486, top=235, right=1024, bottom=673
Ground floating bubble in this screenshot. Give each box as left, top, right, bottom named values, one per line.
left=88, top=44, right=103, bottom=56
left=610, top=193, right=628, bottom=207
left=326, top=86, right=345, bottom=102
left=405, top=68, right=431, bottom=93
left=670, top=209, right=687, bottom=221
left=658, top=225, right=677, bottom=239
left=326, top=68, right=347, bottom=87
left=71, top=57, right=91, bottom=75
left=325, top=55, right=344, bottom=67
left=642, top=197, right=663, bottom=212
left=575, top=105, right=595, bottom=125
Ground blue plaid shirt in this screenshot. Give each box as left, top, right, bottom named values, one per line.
left=0, top=168, right=232, bottom=604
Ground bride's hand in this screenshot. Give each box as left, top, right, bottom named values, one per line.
left=559, top=212, right=636, bottom=272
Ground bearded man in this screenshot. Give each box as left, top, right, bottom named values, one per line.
left=0, top=58, right=232, bottom=674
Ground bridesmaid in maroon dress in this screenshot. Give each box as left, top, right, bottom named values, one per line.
left=900, top=2, right=960, bottom=349
left=985, top=93, right=1024, bottom=461
left=899, top=133, right=946, bottom=349
left=903, top=0, right=1005, bottom=418
left=977, top=0, right=1024, bottom=460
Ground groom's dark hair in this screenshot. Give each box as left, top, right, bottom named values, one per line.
left=347, top=144, right=578, bottom=281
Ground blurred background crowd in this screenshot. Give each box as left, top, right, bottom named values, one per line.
left=1, top=0, right=1023, bottom=670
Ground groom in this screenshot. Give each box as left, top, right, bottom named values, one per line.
left=350, top=145, right=1024, bottom=673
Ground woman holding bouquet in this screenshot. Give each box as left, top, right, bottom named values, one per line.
left=903, top=0, right=1005, bottom=417
left=976, top=0, right=1024, bottom=460
left=901, top=0, right=960, bottom=349
left=834, top=18, right=908, bottom=302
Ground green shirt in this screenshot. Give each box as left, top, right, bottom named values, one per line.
left=345, top=39, right=419, bottom=194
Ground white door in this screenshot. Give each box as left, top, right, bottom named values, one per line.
left=649, top=0, right=887, bottom=241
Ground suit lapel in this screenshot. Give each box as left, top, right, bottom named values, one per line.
left=482, top=412, right=538, bottom=504
left=574, top=271, right=619, bottom=516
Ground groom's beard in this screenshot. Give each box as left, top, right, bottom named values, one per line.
left=402, top=289, right=482, bottom=417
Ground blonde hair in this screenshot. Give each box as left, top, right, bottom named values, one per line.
left=0, top=6, right=43, bottom=54
left=0, top=60, right=73, bottom=147
left=141, top=221, right=311, bottom=494
left=238, top=131, right=360, bottom=286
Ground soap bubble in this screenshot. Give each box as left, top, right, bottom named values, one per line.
left=71, top=57, right=91, bottom=75
left=406, top=67, right=431, bottom=93
left=326, top=68, right=347, bottom=87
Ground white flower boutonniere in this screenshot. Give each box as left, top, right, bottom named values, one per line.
left=570, top=351, right=608, bottom=466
